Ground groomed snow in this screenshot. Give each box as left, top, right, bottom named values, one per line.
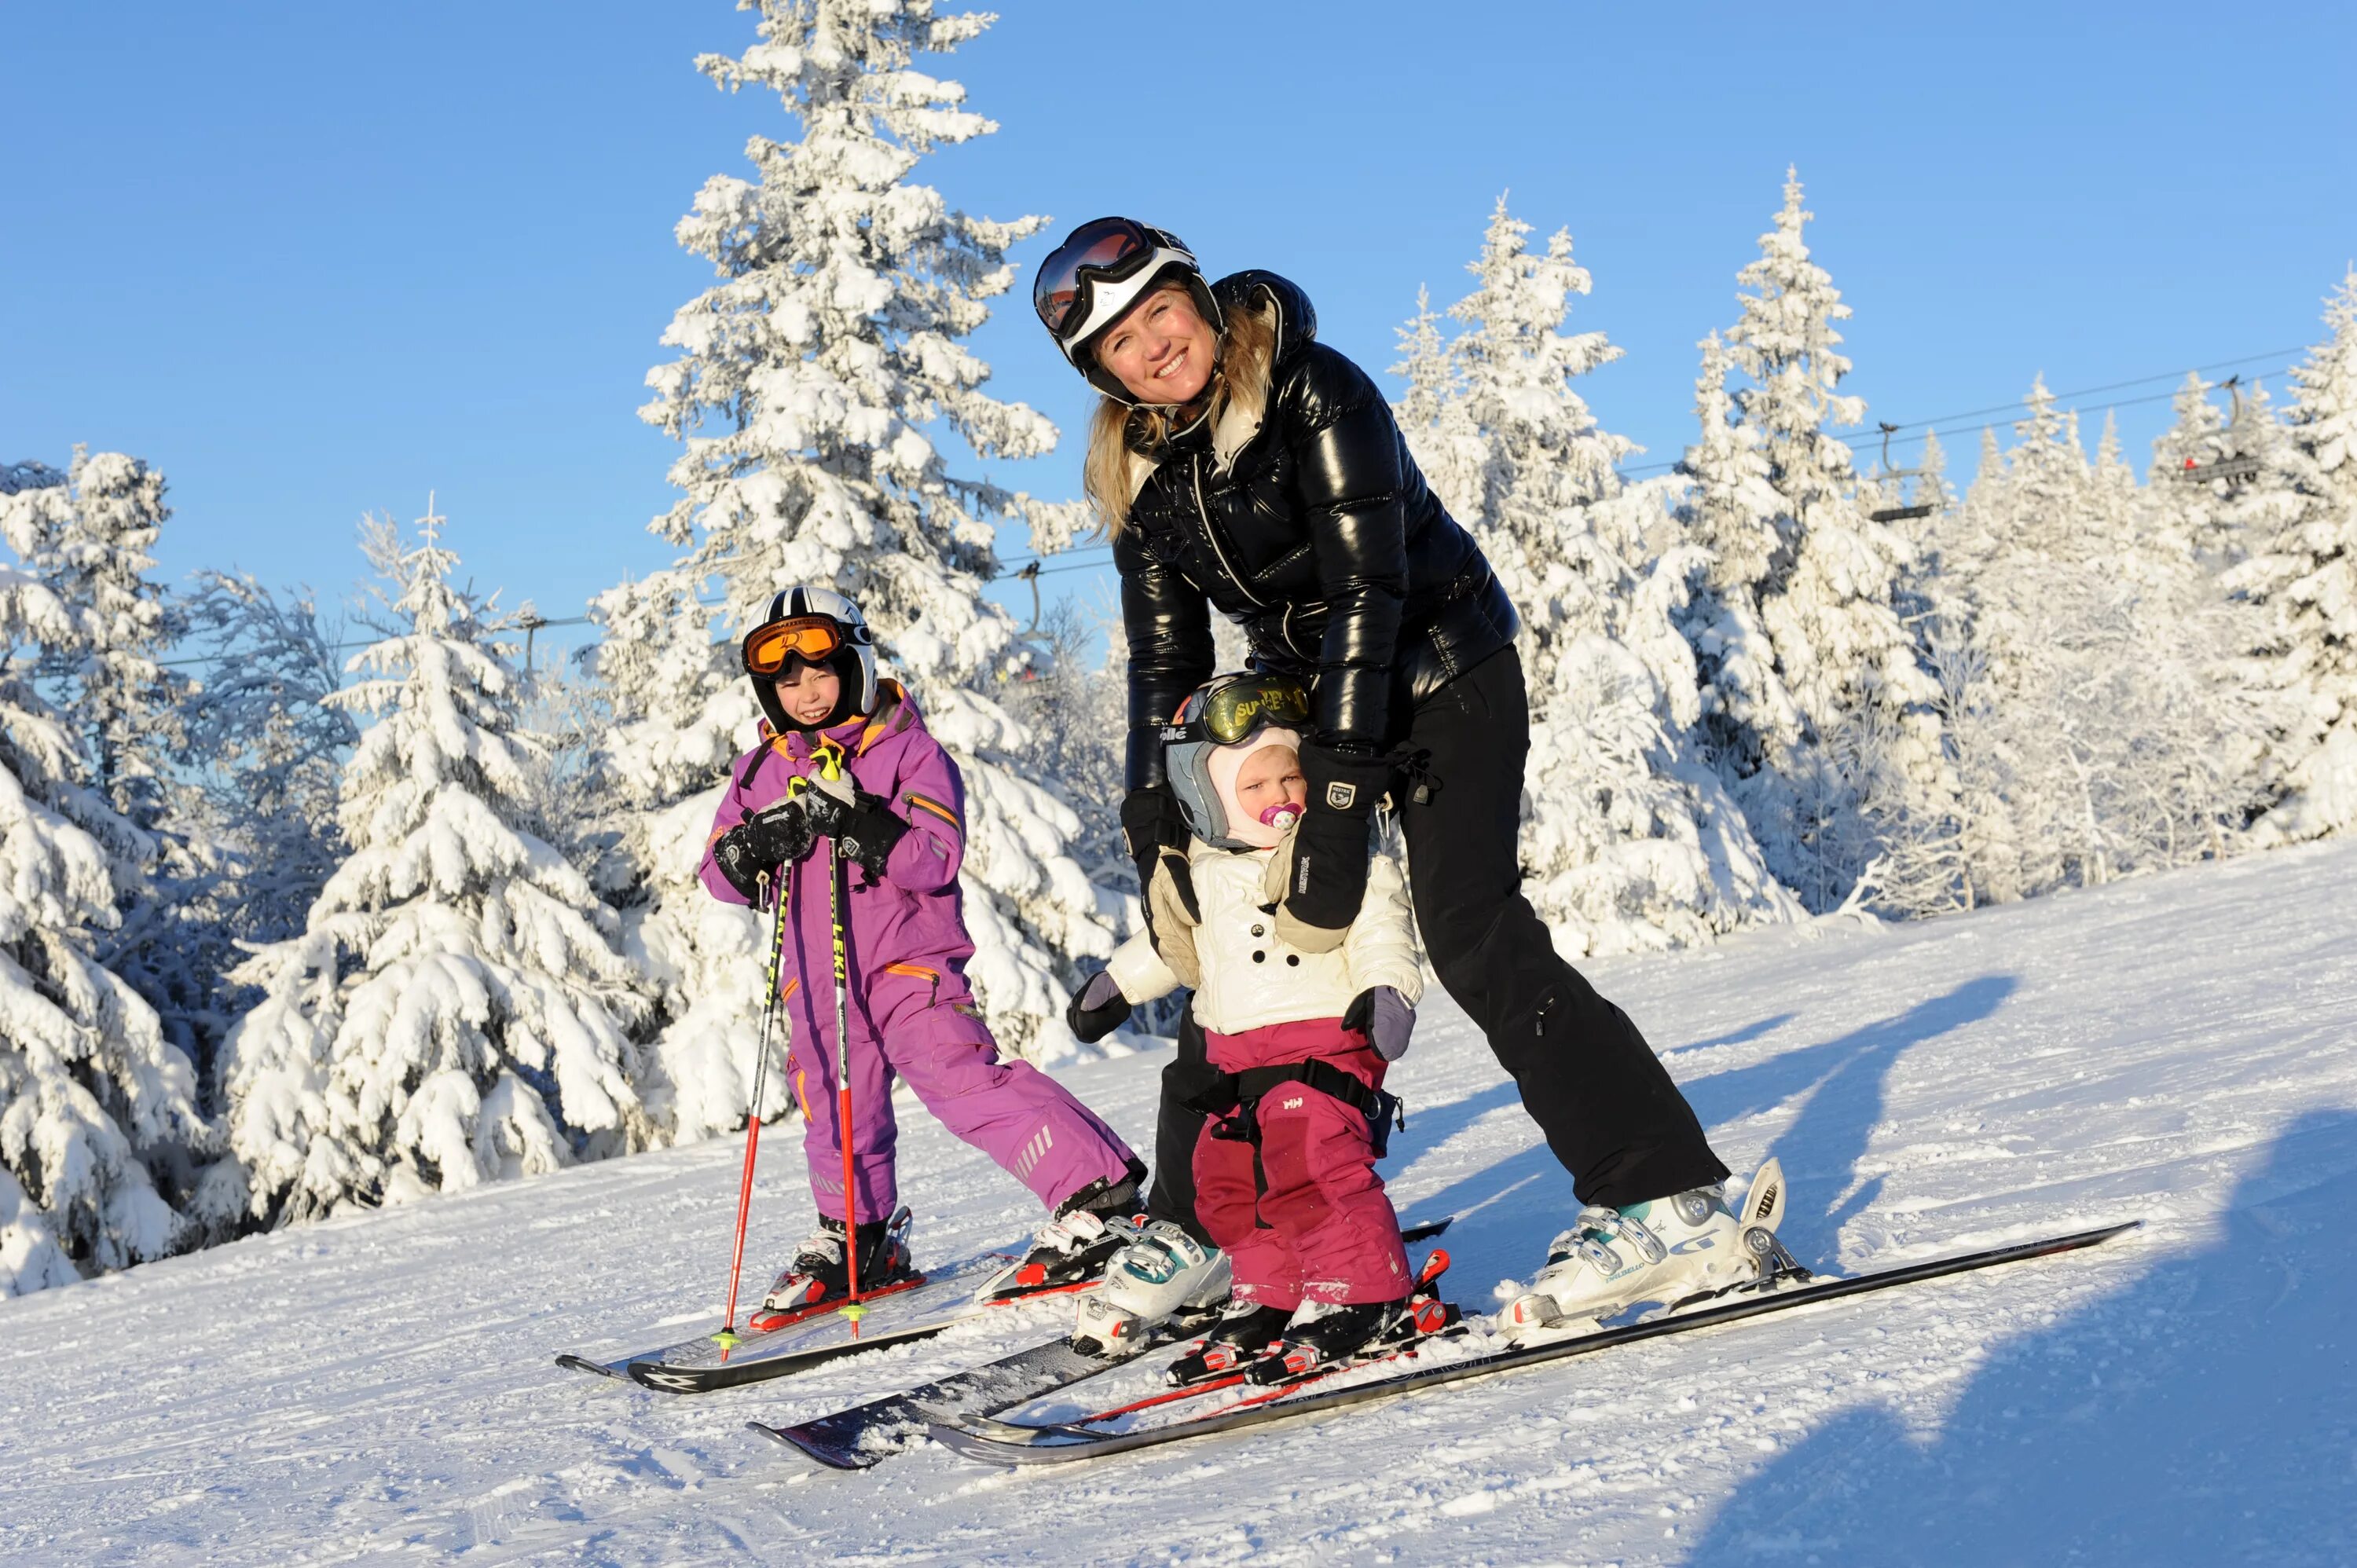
left=5, top=840, right=2355, bottom=1565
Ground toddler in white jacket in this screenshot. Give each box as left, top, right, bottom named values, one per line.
left=1068, top=672, right=1448, bottom=1383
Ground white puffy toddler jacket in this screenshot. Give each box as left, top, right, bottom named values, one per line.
left=1108, top=835, right=1424, bottom=1035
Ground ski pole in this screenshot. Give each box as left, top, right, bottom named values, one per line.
left=718, top=854, right=794, bottom=1347
left=817, top=737, right=866, bottom=1329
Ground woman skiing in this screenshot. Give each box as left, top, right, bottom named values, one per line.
left=1065, top=672, right=1450, bottom=1380
left=701, top=585, right=1146, bottom=1324
left=1032, top=218, right=1758, bottom=1328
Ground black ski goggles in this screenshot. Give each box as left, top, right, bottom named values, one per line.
left=1032, top=217, right=1186, bottom=338
left=1160, top=673, right=1311, bottom=749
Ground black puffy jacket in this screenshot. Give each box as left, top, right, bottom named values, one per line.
left=1115, top=271, right=1519, bottom=789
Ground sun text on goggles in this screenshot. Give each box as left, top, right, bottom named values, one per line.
left=742, top=614, right=863, bottom=677
left=1160, top=672, right=1311, bottom=749
left=1033, top=218, right=1197, bottom=348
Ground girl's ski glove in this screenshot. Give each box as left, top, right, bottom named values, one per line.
left=798, top=781, right=908, bottom=883
left=714, top=800, right=816, bottom=900
left=1065, top=969, right=1133, bottom=1045
left=1343, top=985, right=1417, bottom=1062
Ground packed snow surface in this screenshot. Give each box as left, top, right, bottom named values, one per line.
left=5, top=841, right=2355, bottom=1565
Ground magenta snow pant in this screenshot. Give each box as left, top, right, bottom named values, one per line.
left=789, top=961, right=1134, bottom=1225
left=1194, top=1020, right=1411, bottom=1310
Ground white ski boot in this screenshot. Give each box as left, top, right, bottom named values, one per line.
left=1070, top=1221, right=1232, bottom=1355
left=1502, top=1161, right=1790, bottom=1337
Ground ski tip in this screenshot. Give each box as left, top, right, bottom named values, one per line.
left=1400, top=1215, right=1453, bottom=1244
left=555, top=1354, right=629, bottom=1383
left=749, top=1420, right=875, bottom=1471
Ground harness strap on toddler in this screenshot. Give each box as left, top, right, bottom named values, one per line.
left=1182, top=1059, right=1406, bottom=1160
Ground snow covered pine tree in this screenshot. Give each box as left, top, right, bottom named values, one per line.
left=0, top=478, right=219, bottom=1294
left=219, top=506, right=655, bottom=1223
left=2227, top=268, right=2357, bottom=843
left=627, top=0, right=1114, bottom=1071
left=1391, top=199, right=1795, bottom=956
left=1697, top=170, right=1945, bottom=911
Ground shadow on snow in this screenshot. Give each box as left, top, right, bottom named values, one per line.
left=1683, top=1108, right=2357, bottom=1568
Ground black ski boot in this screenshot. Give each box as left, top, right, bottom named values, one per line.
left=753, top=1208, right=915, bottom=1328
left=1163, top=1298, right=1295, bottom=1387
left=988, top=1160, right=1148, bottom=1300
left=1246, top=1285, right=1461, bottom=1386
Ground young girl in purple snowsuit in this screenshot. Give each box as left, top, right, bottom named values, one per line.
left=702, top=585, right=1145, bottom=1322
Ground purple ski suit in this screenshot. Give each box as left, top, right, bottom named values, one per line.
left=699, top=682, right=1136, bottom=1225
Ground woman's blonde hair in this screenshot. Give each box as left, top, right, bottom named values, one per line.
left=1082, top=291, right=1278, bottom=537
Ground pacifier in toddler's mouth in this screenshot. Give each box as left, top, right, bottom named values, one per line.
left=1259, top=802, right=1303, bottom=831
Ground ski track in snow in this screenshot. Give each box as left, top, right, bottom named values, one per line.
left=5, top=841, right=2355, bottom=1566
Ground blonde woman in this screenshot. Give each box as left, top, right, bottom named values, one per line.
left=1035, top=219, right=1761, bottom=1331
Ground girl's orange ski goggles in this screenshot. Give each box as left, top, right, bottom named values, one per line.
left=742, top=614, right=848, bottom=676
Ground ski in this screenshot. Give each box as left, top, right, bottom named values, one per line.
left=744, top=1215, right=1453, bottom=1464
left=928, top=1219, right=2139, bottom=1467
left=557, top=1248, right=1039, bottom=1394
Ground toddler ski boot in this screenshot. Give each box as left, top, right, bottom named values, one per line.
left=1163, top=1296, right=1296, bottom=1387
left=1502, top=1163, right=1791, bottom=1338
left=1070, top=1221, right=1232, bottom=1355
left=752, top=1207, right=915, bottom=1330
left=984, top=1166, right=1147, bottom=1302
left=1246, top=1252, right=1459, bottom=1385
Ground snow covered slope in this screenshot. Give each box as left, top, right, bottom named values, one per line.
left=5, top=841, right=2355, bottom=1566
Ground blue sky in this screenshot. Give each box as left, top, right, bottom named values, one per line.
left=3, top=2, right=2352, bottom=664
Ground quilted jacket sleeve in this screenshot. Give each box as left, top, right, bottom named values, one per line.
left=1341, top=848, right=1424, bottom=1005
left=1284, top=344, right=1409, bottom=747
left=1117, top=524, right=1215, bottom=791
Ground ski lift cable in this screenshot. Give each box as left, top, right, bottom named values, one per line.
left=1618, top=345, right=2307, bottom=477
left=1622, top=349, right=2300, bottom=476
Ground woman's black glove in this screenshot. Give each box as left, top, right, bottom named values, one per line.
left=1065, top=969, right=1133, bottom=1045
left=799, top=781, right=908, bottom=883
left=1121, top=784, right=1199, bottom=940
left=1274, top=742, right=1391, bottom=951
left=713, top=800, right=816, bottom=902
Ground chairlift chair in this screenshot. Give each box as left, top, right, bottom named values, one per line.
left=2175, top=376, right=2262, bottom=488
left=1867, top=422, right=1934, bottom=524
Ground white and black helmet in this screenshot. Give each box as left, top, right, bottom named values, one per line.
left=741, top=584, right=878, bottom=735
left=1033, top=217, right=1226, bottom=405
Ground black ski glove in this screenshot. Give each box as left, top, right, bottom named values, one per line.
left=713, top=800, right=816, bottom=903
left=1121, top=784, right=1199, bottom=943
left=1065, top=969, right=1133, bottom=1045
left=799, top=782, right=909, bottom=884
left=1343, top=985, right=1417, bottom=1063
left=1276, top=742, right=1391, bottom=946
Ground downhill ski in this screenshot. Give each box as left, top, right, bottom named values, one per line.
left=929, top=1220, right=2139, bottom=1467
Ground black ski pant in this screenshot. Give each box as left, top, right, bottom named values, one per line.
left=1146, top=644, right=1726, bottom=1239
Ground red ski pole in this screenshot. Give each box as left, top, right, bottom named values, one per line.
left=717, top=855, right=794, bottom=1347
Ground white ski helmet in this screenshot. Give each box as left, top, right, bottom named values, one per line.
left=1159, top=671, right=1313, bottom=850
left=1033, top=216, right=1226, bottom=405
left=741, top=584, right=878, bottom=735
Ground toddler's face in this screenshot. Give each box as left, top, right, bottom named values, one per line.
left=1233, top=744, right=1307, bottom=823
left=774, top=661, right=842, bottom=726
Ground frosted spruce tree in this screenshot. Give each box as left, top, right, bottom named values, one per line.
left=0, top=528, right=217, bottom=1294
left=627, top=0, right=1113, bottom=1070
left=1394, top=200, right=1796, bottom=954
left=1710, top=169, right=1944, bottom=910
left=2227, top=268, right=2357, bottom=841
left=219, top=507, right=654, bottom=1224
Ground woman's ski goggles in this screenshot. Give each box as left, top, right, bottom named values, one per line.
left=1163, top=673, right=1311, bottom=748
left=742, top=614, right=852, bottom=676
left=1033, top=218, right=1193, bottom=340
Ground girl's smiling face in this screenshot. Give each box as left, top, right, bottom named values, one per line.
left=774, top=661, right=841, bottom=726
